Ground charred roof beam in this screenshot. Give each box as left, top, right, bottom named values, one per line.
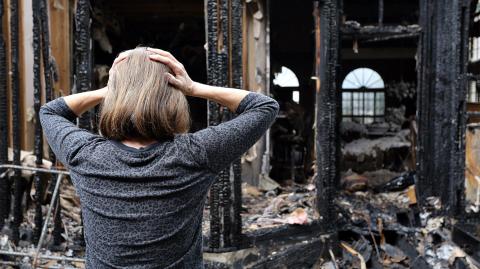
left=341, top=24, right=421, bottom=41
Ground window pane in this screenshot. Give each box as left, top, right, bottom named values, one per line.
left=469, top=80, right=477, bottom=103
left=353, top=92, right=363, bottom=116
left=364, top=92, right=374, bottom=116
left=342, top=92, right=352, bottom=115
left=375, top=92, right=385, bottom=116
left=364, top=117, right=374, bottom=124
left=342, top=117, right=352, bottom=122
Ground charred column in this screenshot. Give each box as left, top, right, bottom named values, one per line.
left=417, top=0, right=472, bottom=215
left=75, top=0, right=92, bottom=130
left=32, top=0, right=44, bottom=242
left=205, top=0, right=244, bottom=250
left=10, top=0, right=23, bottom=244
left=0, top=0, right=8, bottom=231
left=73, top=0, right=92, bottom=245
left=314, top=0, right=341, bottom=231
left=39, top=0, right=63, bottom=246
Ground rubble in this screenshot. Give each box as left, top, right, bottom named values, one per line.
left=374, top=171, right=416, bottom=193
left=342, top=130, right=411, bottom=173
left=0, top=177, right=85, bottom=269
left=240, top=181, right=317, bottom=231
left=340, top=121, right=368, bottom=142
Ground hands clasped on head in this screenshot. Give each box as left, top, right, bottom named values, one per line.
left=109, top=47, right=195, bottom=96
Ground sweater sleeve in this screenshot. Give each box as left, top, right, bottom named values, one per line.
left=39, top=97, right=99, bottom=168
left=188, top=92, right=279, bottom=173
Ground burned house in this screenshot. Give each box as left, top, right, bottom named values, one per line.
left=0, top=0, right=479, bottom=268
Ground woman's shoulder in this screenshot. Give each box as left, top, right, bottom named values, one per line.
left=173, top=133, right=209, bottom=165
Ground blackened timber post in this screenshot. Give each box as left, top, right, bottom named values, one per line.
left=416, top=0, right=471, bottom=215
left=0, top=0, right=8, bottom=231
left=74, top=0, right=92, bottom=245
left=230, top=0, right=243, bottom=246
left=10, top=0, right=23, bottom=244
left=205, top=0, right=243, bottom=250
left=39, top=0, right=63, bottom=246
left=75, top=0, right=92, bottom=130
left=32, top=0, right=44, bottom=243
left=314, top=0, right=341, bottom=231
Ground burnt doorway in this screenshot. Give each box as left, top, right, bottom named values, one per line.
left=269, top=0, right=316, bottom=183
left=90, top=0, right=207, bottom=131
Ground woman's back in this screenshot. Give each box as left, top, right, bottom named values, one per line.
left=71, top=136, right=211, bottom=268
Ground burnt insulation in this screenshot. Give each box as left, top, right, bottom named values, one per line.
left=10, top=0, right=22, bottom=244
left=75, top=0, right=92, bottom=130
left=32, top=0, right=43, bottom=243
left=314, top=0, right=341, bottom=232
left=206, top=0, right=244, bottom=250
left=416, top=0, right=471, bottom=215
left=0, top=0, right=8, bottom=231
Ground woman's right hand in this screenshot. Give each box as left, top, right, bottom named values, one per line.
left=147, top=48, right=196, bottom=96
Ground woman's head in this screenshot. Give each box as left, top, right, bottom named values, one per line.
left=99, top=47, right=190, bottom=141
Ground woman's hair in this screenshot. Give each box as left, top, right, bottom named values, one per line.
left=99, top=47, right=190, bottom=141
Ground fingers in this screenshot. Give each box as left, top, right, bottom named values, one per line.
left=149, top=54, right=184, bottom=74
left=165, top=73, right=182, bottom=89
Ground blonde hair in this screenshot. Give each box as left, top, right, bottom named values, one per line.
left=99, top=47, right=190, bottom=140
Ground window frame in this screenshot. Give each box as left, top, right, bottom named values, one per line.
left=342, top=87, right=385, bottom=124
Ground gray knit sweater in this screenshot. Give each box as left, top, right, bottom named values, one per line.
left=39, top=92, right=279, bottom=268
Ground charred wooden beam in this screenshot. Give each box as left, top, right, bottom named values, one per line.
left=10, top=0, right=22, bottom=244
left=75, top=0, right=92, bottom=130
left=0, top=0, right=9, bottom=231
left=32, top=0, right=43, bottom=243
left=416, top=0, right=471, bottom=215
left=250, top=235, right=333, bottom=269
left=230, top=0, right=243, bottom=246
left=242, top=220, right=325, bottom=247
left=205, top=0, right=243, bottom=250
left=73, top=0, right=92, bottom=245
left=314, top=0, right=341, bottom=232
left=39, top=0, right=63, bottom=247
left=341, top=24, right=421, bottom=40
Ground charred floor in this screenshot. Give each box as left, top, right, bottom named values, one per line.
left=0, top=0, right=480, bottom=268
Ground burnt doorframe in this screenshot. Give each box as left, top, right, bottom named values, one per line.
left=203, top=0, right=342, bottom=251
left=416, top=0, right=473, bottom=217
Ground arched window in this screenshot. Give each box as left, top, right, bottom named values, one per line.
left=273, top=66, right=300, bottom=103
left=273, top=66, right=300, bottom=87
left=341, top=68, right=385, bottom=124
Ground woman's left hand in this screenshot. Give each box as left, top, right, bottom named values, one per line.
left=146, top=47, right=195, bottom=96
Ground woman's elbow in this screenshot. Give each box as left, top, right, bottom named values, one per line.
left=39, top=104, right=53, bottom=126
left=268, top=98, right=280, bottom=118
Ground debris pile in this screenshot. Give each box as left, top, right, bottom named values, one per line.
left=0, top=177, right=85, bottom=269
left=320, top=185, right=480, bottom=269
left=342, top=130, right=411, bottom=173
left=241, top=181, right=317, bottom=230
